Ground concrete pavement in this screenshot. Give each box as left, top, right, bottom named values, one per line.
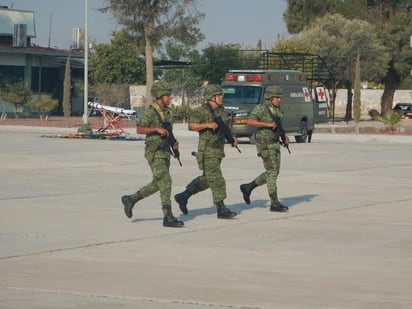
left=1, top=124, right=411, bottom=309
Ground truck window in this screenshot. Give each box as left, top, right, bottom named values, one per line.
left=223, top=86, right=262, bottom=105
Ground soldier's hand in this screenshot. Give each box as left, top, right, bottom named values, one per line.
left=172, top=141, right=179, bottom=150
left=284, top=136, right=290, bottom=144
left=232, top=136, right=239, bottom=147
left=158, top=127, right=169, bottom=137
left=209, top=122, right=218, bottom=130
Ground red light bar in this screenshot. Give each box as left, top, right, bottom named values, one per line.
left=246, top=75, right=263, bottom=82
left=226, top=74, right=236, bottom=81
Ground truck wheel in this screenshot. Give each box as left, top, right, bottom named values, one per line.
left=295, top=121, right=308, bottom=143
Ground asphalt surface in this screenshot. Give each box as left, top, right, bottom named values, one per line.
left=1, top=124, right=412, bottom=309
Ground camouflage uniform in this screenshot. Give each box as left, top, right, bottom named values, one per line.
left=174, top=84, right=237, bottom=218
left=121, top=81, right=183, bottom=227
left=240, top=85, right=289, bottom=212
left=138, top=104, right=173, bottom=205
left=186, top=103, right=227, bottom=203
left=249, top=101, right=283, bottom=200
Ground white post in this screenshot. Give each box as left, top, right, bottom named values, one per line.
left=82, top=0, right=89, bottom=125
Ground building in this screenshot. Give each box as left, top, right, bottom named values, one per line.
left=0, top=6, right=85, bottom=116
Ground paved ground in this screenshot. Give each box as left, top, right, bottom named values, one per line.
left=0, top=124, right=412, bottom=309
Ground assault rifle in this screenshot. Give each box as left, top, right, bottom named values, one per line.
left=162, top=121, right=182, bottom=166
left=214, top=116, right=241, bottom=153
left=273, top=116, right=291, bottom=154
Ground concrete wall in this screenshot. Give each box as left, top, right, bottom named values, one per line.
left=333, top=89, right=412, bottom=115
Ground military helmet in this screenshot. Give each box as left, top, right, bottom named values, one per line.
left=151, top=81, right=173, bottom=98
left=203, top=84, right=223, bottom=101
left=264, top=86, right=283, bottom=100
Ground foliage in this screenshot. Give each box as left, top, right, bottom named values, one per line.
left=170, top=104, right=193, bottom=122
left=88, top=83, right=130, bottom=108
left=271, top=35, right=313, bottom=54
left=284, top=0, right=412, bottom=114
left=196, top=43, right=243, bottom=84
left=158, top=40, right=202, bottom=105
left=0, top=78, right=32, bottom=118
left=90, top=31, right=146, bottom=84
left=27, top=95, right=58, bottom=120
left=63, top=57, right=71, bottom=120
left=100, top=0, right=204, bottom=104
left=284, top=0, right=341, bottom=34
left=301, top=14, right=389, bottom=83
left=376, top=111, right=403, bottom=133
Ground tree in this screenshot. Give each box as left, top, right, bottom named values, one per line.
left=196, top=44, right=243, bottom=84
left=284, top=0, right=341, bottom=34
left=158, top=40, right=202, bottom=106
left=89, top=31, right=146, bottom=85
left=63, top=57, right=71, bottom=126
left=0, top=79, right=32, bottom=118
left=300, top=14, right=390, bottom=120
left=284, top=0, right=412, bottom=115
left=100, top=0, right=204, bottom=105
left=27, top=96, right=58, bottom=120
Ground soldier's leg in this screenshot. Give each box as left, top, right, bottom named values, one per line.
left=240, top=172, right=265, bottom=204
left=204, top=157, right=226, bottom=203
left=264, top=146, right=288, bottom=212
left=175, top=157, right=209, bottom=214
left=204, top=157, right=236, bottom=218
left=151, top=157, right=172, bottom=206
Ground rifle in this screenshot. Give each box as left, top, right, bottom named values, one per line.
left=161, top=121, right=182, bottom=166
left=272, top=116, right=291, bottom=154
left=214, top=116, right=241, bottom=153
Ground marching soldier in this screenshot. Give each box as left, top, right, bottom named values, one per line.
left=121, top=81, right=184, bottom=227
left=174, top=84, right=238, bottom=219
left=240, top=85, right=289, bottom=212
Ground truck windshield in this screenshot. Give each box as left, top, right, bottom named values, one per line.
left=222, top=86, right=262, bottom=105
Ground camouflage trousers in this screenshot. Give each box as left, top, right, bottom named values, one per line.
left=139, top=156, right=172, bottom=205
left=253, top=143, right=281, bottom=200
left=185, top=156, right=226, bottom=204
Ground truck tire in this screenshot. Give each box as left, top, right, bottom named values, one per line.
left=295, top=121, right=308, bottom=143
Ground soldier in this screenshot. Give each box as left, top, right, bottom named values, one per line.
left=174, top=84, right=238, bottom=219
left=121, top=81, right=184, bottom=227
left=240, top=85, right=289, bottom=212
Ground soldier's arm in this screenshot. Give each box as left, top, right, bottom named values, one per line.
left=247, top=118, right=276, bottom=129
left=136, top=125, right=168, bottom=136
left=188, top=122, right=218, bottom=132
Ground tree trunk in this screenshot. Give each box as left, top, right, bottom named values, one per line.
left=381, top=62, right=400, bottom=115
left=344, top=84, right=353, bottom=122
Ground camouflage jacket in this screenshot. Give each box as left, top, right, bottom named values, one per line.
left=249, top=101, right=284, bottom=144
left=189, top=103, right=228, bottom=158
left=138, top=103, right=174, bottom=157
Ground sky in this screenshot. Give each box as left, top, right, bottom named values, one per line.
left=2, top=0, right=289, bottom=51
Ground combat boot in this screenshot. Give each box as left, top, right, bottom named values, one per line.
left=174, top=190, right=192, bottom=215
left=216, top=201, right=237, bottom=219
left=162, top=205, right=184, bottom=227
left=240, top=181, right=258, bottom=204
left=269, top=193, right=288, bottom=212
left=121, top=192, right=143, bottom=218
